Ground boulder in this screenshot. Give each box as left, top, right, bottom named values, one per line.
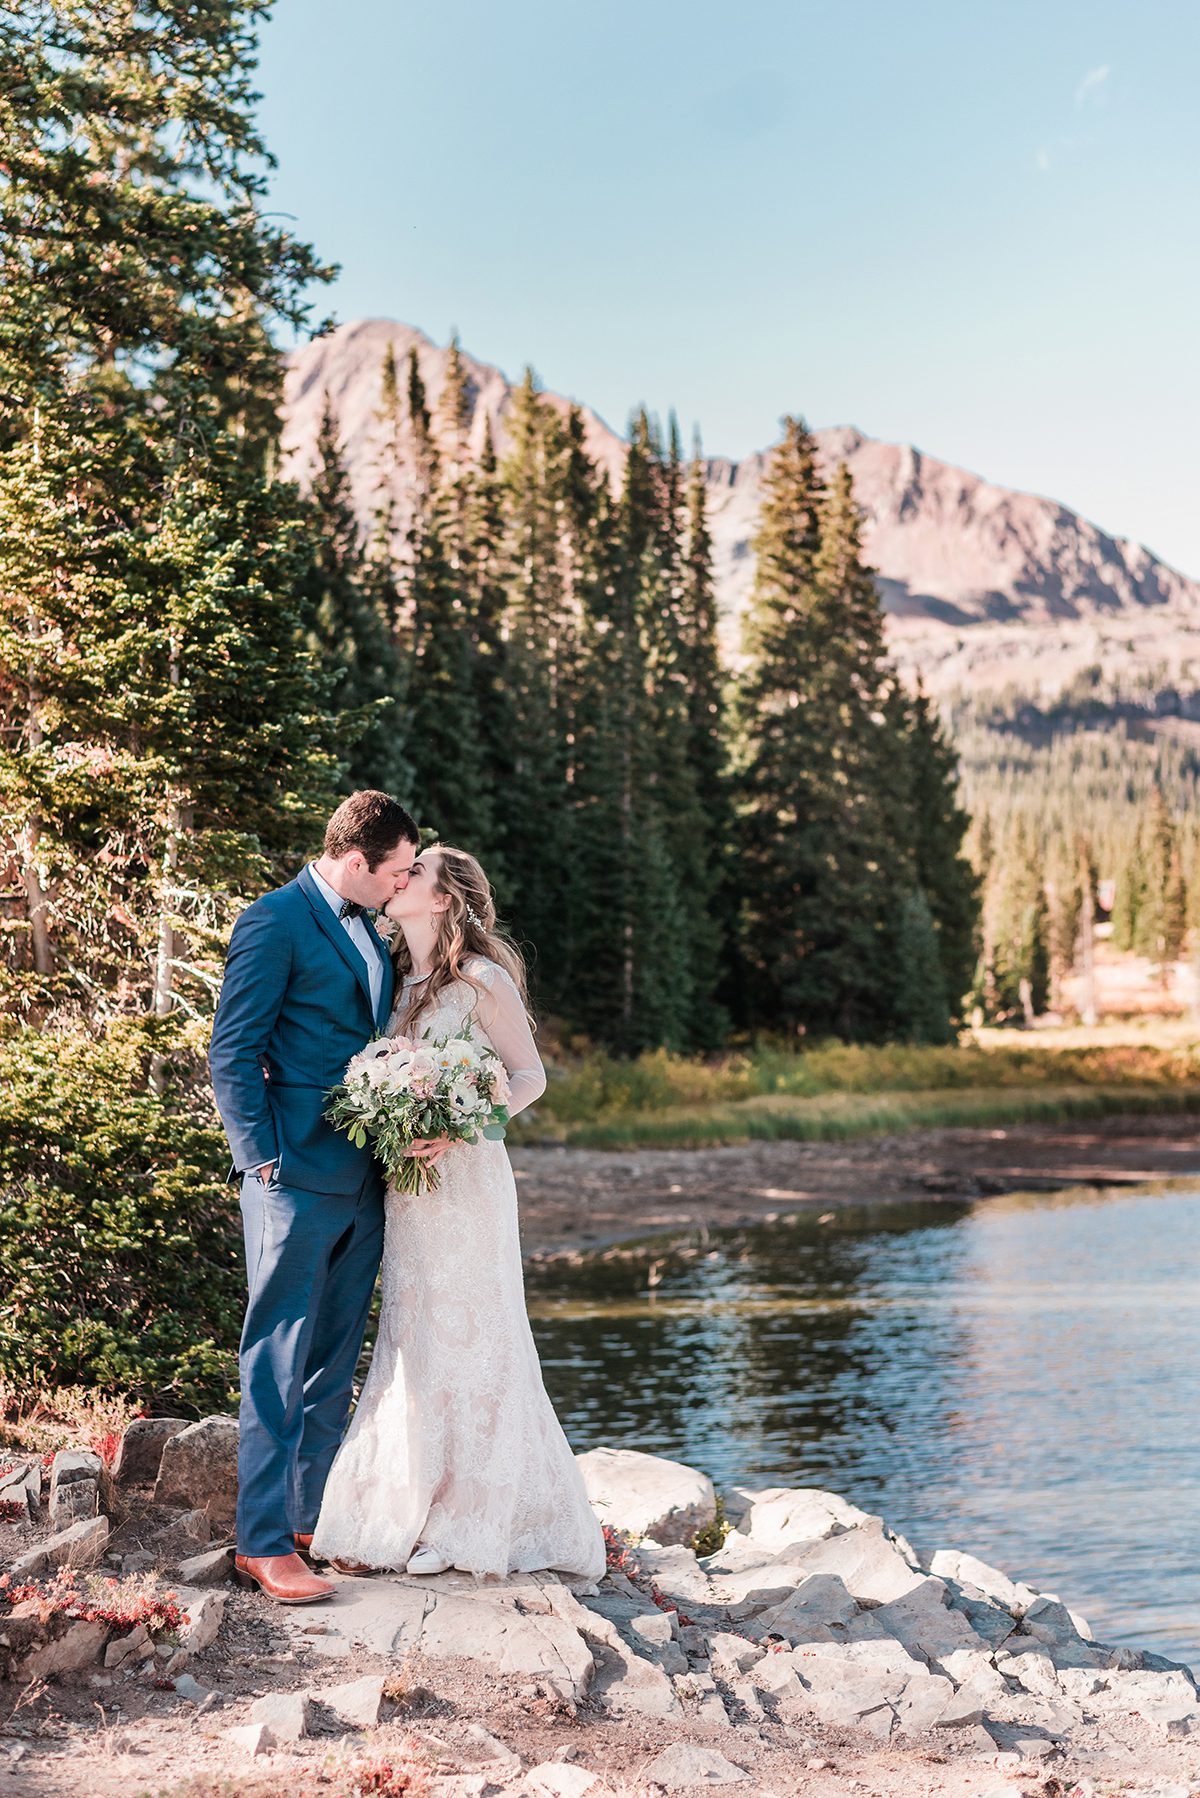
left=892, top=1670, right=957, bottom=1735
left=148, top=1508, right=212, bottom=1564
left=416, top=1590, right=593, bottom=1702
left=179, top=1591, right=226, bottom=1656
left=996, top=1644, right=1061, bottom=1697
left=1, top=1603, right=112, bottom=1684
left=575, top=1447, right=715, bottom=1547
left=732, top=1486, right=872, bottom=1554
left=627, top=1611, right=687, bottom=1675
left=641, top=1744, right=748, bottom=1787
left=583, top=1610, right=679, bottom=1717
left=750, top=1652, right=803, bottom=1699
left=870, top=1576, right=988, bottom=1659
left=1018, top=1594, right=1092, bottom=1653
left=154, top=1416, right=239, bottom=1523
left=113, top=1418, right=188, bottom=1488
left=927, top=1548, right=1034, bottom=1616
left=315, top=1674, right=390, bottom=1728
left=791, top=1660, right=901, bottom=1738
left=756, top=1572, right=858, bottom=1639
left=709, top=1631, right=765, bottom=1674
left=784, top=1518, right=925, bottom=1605
left=248, top=1690, right=316, bottom=1741
left=526, top=1763, right=600, bottom=1798
left=104, top=1623, right=152, bottom=1669
left=932, top=1684, right=989, bottom=1728
left=174, top=1545, right=234, bottom=1586
left=173, top=1672, right=215, bottom=1705
left=48, top=1450, right=102, bottom=1529
left=8, top=1514, right=109, bottom=1579
left=627, top=1541, right=715, bottom=1606
left=796, top=1635, right=924, bottom=1684
left=223, top=1723, right=276, bottom=1757
left=0, top=1460, right=40, bottom=1519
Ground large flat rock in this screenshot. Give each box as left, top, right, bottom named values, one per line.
left=576, top=1447, right=716, bottom=1547
left=282, top=1572, right=595, bottom=1701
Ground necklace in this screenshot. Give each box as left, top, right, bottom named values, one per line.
left=403, top=970, right=432, bottom=985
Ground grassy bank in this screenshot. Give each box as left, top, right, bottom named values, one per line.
left=512, top=1024, right=1200, bottom=1150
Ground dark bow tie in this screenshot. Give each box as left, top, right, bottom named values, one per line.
left=338, top=899, right=364, bottom=921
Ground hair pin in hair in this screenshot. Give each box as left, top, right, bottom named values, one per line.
left=465, top=902, right=484, bottom=930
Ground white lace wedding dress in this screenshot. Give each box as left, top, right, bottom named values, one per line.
left=311, top=956, right=605, bottom=1581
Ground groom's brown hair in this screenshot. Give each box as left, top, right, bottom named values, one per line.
left=324, top=791, right=419, bottom=868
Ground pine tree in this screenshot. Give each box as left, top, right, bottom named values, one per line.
left=892, top=891, right=952, bottom=1044
left=1110, top=826, right=1145, bottom=953
left=302, top=396, right=409, bottom=796
left=987, top=820, right=1050, bottom=1022
left=736, top=430, right=901, bottom=1039
left=565, top=414, right=693, bottom=1050
left=400, top=349, right=492, bottom=850
left=463, top=420, right=514, bottom=891
left=1138, top=788, right=1187, bottom=979
left=734, top=416, right=826, bottom=1032
left=677, top=438, right=732, bottom=1042
left=0, top=0, right=340, bottom=1015
left=899, top=680, right=979, bottom=1026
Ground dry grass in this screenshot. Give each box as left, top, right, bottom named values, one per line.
left=0, top=1382, right=140, bottom=1460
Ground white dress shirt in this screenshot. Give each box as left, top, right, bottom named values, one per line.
left=309, top=863, right=385, bottom=1022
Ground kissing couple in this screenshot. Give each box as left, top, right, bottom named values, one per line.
left=209, top=790, right=605, bottom=1603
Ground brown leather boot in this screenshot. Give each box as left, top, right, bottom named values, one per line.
left=233, top=1551, right=334, bottom=1604
left=294, top=1531, right=322, bottom=1564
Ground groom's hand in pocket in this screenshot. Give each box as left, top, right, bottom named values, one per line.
left=409, top=1136, right=451, bottom=1166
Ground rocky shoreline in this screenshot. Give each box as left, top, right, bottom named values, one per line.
left=2, top=1420, right=1198, bottom=1797
left=510, top=1113, right=1200, bottom=1261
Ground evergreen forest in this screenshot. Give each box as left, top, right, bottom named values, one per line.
left=1, top=0, right=1191, bottom=1408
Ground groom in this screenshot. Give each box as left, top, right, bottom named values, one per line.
left=209, top=790, right=419, bottom=1603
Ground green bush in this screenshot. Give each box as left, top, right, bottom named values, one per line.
left=0, top=1018, right=241, bottom=1412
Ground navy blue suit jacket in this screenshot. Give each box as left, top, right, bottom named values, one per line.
left=209, top=864, right=396, bottom=1196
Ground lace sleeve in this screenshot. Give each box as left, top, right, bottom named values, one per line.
left=470, top=960, right=547, bottom=1117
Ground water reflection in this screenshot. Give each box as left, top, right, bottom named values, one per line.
left=528, top=1185, right=1200, bottom=1665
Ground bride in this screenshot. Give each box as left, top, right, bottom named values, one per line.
left=309, top=844, right=605, bottom=1583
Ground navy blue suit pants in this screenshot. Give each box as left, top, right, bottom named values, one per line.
left=236, top=1167, right=384, bottom=1557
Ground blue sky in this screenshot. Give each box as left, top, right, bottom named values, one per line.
left=256, top=0, right=1200, bottom=575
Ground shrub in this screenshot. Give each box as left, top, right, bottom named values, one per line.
left=0, top=1018, right=241, bottom=1411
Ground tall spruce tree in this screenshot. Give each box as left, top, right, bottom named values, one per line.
left=896, top=680, right=979, bottom=1027
left=736, top=426, right=901, bottom=1037
left=1138, top=787, right=1187, bottom=978
left=495, top=371, right=580, bottom=999
left=302, top=396, right=409, bottom=796
left=0, top=0, right=340, bottom=1016
left=400, top=347, right=491, bottom=850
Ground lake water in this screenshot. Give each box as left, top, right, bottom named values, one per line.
left=526, top=1182, right=1200, bottom=1667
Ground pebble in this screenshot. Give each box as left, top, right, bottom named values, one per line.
left=172, top=1673, right=211, bottom=1704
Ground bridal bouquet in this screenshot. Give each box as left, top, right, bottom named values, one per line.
left=324, top=1024, right=512, bottom=1194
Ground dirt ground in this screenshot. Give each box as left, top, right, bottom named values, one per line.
left=4, top=1577, right=1198, bottom=1798
left=511, top=1112, right=1200, bottom=1260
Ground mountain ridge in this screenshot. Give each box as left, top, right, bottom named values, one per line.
left=281, top=320, right=1200, bottom=695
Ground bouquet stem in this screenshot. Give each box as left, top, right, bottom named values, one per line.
left=390, top=1156, right=442, bottom=1196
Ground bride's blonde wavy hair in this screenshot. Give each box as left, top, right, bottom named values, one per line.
left=390, top=844, right=532, bottom=1033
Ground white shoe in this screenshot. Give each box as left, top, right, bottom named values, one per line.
left=406, top=1544, right=451, bottom=1576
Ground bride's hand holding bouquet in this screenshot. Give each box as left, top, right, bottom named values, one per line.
left=324, top=1024, right=511, bottom=1194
